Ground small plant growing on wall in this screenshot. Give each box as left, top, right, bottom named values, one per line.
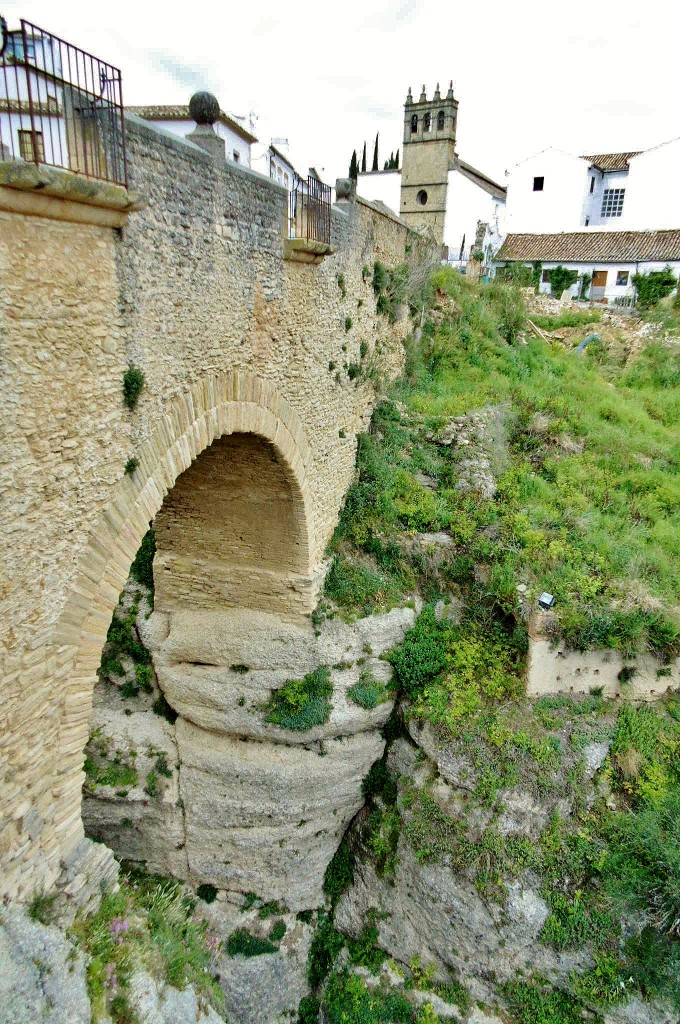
left=124, top=457, right=139, bottom=476
left=345, top=316, right=353, bottom=333
left=337, top=272, right=347, bottom=299
left=123, top=366, right=145, bottom=411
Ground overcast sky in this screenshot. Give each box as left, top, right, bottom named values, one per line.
left=5, top=0, right=680, bottom=184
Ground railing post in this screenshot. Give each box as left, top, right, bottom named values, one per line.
left=20, top=21, right=40, bottom=166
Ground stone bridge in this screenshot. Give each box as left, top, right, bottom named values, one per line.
left=0, top=112, right=420, bottom=904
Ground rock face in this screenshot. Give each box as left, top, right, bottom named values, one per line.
left=84, top=597, right=417, bottom=910
left=0, top=907, right=90, bottom=1024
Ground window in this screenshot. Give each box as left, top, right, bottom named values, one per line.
left=601, top=188, right=625, bottom=217
left=416, top=189, right=428, bottom=206
left=423, top=112, right=431, bottom=132
left=533, top=176, right=544, bottom=191
left=616, top=270, right=629, bottom=286
left=590, top=176, right=595, bottom=193
left=410, top=114, right=418, bottom=134
left=437, top=110, right=445, bottom=131
left=233, top=150, right=240, bottom=163
left=18, top=129, right=44, bottom=162
left=542, top=270, right=551, bottom=283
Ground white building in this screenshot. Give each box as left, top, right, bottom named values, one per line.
left=126, top=104, right=257, bottom=167
left=356, top=84, right=506, bottom=270
left=251, top=139, right=296, bottom=190
left=497, top=138, right=680, bottom=301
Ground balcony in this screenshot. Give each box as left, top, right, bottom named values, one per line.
left=0, top=19, right=127, bottom=187
left=284, top=172, right=333, bottom=264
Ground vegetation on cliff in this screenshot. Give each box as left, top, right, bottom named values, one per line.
left=311, top=270, right=680, bottom=1022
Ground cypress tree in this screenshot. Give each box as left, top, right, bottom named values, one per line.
left=395, top=149, right=399, bottom=169
left=372, top=133, right=379, bottom=172
left=349, top=149, right=358, bottom=181
left=361, top=142, right=367, bottom=173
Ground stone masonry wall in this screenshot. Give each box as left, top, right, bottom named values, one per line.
left=0, top=114, right=418, bottom=901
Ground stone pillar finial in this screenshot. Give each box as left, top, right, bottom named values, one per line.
left=433, top=82, right=441, bottom=101
left=419, top=84, right=427, bottom=102
left=335, top=177, right=356, bottom=202
left=185, top=91, right=226, bottom=161
left=446, top=80, right=454, bottom=100
left=406, top=86, right=413, bottom=105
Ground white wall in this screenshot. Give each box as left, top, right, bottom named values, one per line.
left=531, top=259, right=680, bottom=303
left=506, top=148, right=590, bottom=233
left=444, top=169, right=505, bottom=262
left=152, top=118, right=252, bottom=167
left=356, top=170, right=401, bottom=215
left=582, top=168, right=629, bottom=229
left=625, top=138, right=680, bottom=230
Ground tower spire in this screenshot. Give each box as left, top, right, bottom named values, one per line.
left=419, top=84, right=427, bottom=102
left=406, top=85, right=413, bottom=105
left=446, top=80, right=454, bottom=99
left=433, top=82, right=441, bottom=101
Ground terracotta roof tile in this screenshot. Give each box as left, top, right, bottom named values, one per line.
left=126, top=105, right=257, bottom=144
left=581, top=151, right=641, bottom=171
left=497, top=230, right=680, bottom=263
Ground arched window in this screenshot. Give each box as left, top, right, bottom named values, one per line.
left=437, top=110, right=445, bottom=131
left=416, top=189, right=428, bottom=206
left=410, top=114, right=418, bottom=134
left=423, top=112, right=431, bottom=132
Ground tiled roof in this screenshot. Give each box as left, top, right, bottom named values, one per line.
left=497, top=230, right=680, bottom=263
left=581, top=151, right=641, bottom=171
left=126, top=105, right=257, bottom=144
left=456, top=158, right=506, bottom=200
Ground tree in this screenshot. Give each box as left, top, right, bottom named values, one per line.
left=361, top=142, right=367, bottom=173
left=395, top=149, right=399, bottom=169
left=372, top=133, right=379, bottom=172
left=632, top=266, right=677, bottom=308
left=349, top=150, right=358, bottom=181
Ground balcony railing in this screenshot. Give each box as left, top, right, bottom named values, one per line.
left=0, top=19, right=127, bottom=187
left=288, top=172, right=331, bottom=246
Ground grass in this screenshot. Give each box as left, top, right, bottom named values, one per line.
left=324, top=268, right=680, bottom=660
left=265, top=666, right=333, bottom=731
left=69, top=872, right=222, bottom=1022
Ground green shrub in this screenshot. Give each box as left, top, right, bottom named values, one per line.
left=152, top=694, right=178, bottom=723
left=122, top=366, right=145, bottom=410
left=196, top=884, right=217, bottom=903
left=323, top=971, right=416, bottom=1022
left=130, top=528, right=155, bottom=591
left=389, top=607, right=452, bottom=699
left=124, top=458, right=139, bottom=476
left=547, top=265, right=578, bottom=297
left=308, top=917, right=344, bottom=987
left=297, top=995, right=321, bottom=1023
left=345, top=316, right=353, bottom=333
left=226, top=928, right=277, bottom=957
left=632, top=266, right=677, bottom=308
left=270, top=919, right=286, bottom=942
left=323, top=836, right=354, bottom=903
left=144, top=770, right=158, bottom=797
left=265, top=666, right=332, bottom=731
left=501, top=978, right=586, bottom=1024
left=28, top=890, right=57, bottom=924
left=324, top=556, right=403, bottom=616
left=347, top=670, right=388, bottom=709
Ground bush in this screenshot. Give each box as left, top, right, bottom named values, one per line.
left=348, top=670, right=389, bottom=709
left=308, top=917, right=344, bottom=987
left=130, top=528, right=155, bottom=590
left=501, top=978, right=584, bottom=1024
left=122, top=366, right=145, bottom=410
left=226, top=928, right=277, bottom=957
left=265, top=666, right=332, bottom=731
left=632, top=266, right=677, bottom=308
left=547, top=265, right=578, bottom=297
left=323, top=836, right=354, bottom=903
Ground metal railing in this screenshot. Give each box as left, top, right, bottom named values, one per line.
left=0, top=19, right=127, bottom=186
left=288, top=173, right=331, bottom=245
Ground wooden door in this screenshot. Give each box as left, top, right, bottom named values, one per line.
left=591, top=269, right=607, bottom=301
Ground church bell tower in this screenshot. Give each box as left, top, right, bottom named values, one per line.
left=400, top=82, right=458, bottom=249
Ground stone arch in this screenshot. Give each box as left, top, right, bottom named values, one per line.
left=51, top=369, right=317, bottom=863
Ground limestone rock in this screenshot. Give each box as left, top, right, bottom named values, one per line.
left=0, top=906, right=90, bottom=1024
left=177, top=720, right=384, bottom=908
left=127, top=971, right=226, bottom=1024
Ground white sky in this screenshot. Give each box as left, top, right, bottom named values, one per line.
left=5, top=0, right=680, bottom=185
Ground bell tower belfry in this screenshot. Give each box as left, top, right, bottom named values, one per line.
left=400, top=82, right=458, bottom=248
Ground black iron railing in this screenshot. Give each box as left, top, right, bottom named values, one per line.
left=288, top=173, right=331, bottom=245
left=0, top=19, right=127, bottom=186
